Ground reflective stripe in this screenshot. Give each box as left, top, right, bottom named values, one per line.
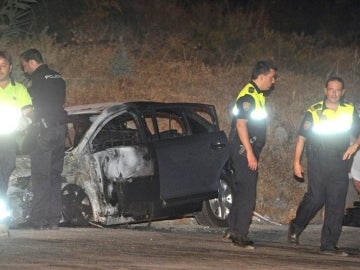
left=232, top=83, right=267, bottom=120
left=309, top=101, right=354, bottom=135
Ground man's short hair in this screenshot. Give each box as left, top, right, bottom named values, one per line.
left=251, top=60, right=277, bottom=80
left=20, top=48, right=44, bottom=64
left=0, top=50, right=12, bottom=65
left=325, top=76, right=345, bottom=89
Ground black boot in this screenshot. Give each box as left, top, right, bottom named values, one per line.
left=288, top=221, right=299, bottom=245
left=232, top=234, right=255, bottom=249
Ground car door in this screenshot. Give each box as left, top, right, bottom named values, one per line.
left=148, top=106, right=229, bottom=205
left=89, top=110, right=156, bottom=215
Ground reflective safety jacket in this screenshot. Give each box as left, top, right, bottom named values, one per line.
left=305, top=100, right=358, bottom=153
left=308, top=100, right=354, bottom=135
left=232, top=83, right=267, bottom=120
left=229, top=82, right=267, bottom=148
left=0, top=82, right=32, bottom=136
left=0, top=82, right=32, bottom=110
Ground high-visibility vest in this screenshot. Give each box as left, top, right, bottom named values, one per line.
left=232, top=83, right=267, bottom=120
left=0, top=82, right=32, bottom=135
left=308, top=101, right=354, bottom=135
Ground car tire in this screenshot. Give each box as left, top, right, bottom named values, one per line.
left=62, top=184, right=93, bottom=226
left=195, top=172, right=234, bottom=227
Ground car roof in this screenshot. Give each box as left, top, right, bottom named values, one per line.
left=65, top=102, right=120, bottom=115
left=65, top=101, right=215, bottom=115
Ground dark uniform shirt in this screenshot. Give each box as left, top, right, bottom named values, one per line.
left=28, top=64, right=66, bottom=124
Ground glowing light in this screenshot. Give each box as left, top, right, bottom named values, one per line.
left=232, top=106, right=239, bottom=116
left=0, top=199, right=11, bottom=220
left=232, top=106, right=267, bottom=120
left=312, top=115, right=352, bottom=134
left=250, top=109, right=267, bottom=120
left=0, top=104, right=22, bottom=134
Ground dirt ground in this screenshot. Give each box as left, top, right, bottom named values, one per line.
left=0, top=218, right=359, bottom=270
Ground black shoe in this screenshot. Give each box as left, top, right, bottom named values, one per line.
left=320, top=247, right=348, bottom=257
left=222, top=229, right=233, bottom=241
left=288, top=221, right=299, bottom=245
left=16, top=221, right=32, bottom=229
left=16, top=221, right=48, bottom=230
left=232, top=235, right=255, bottom=249
left=33, top=224, right=48, bottom=230
left=48, top=224, right=59, bottom=230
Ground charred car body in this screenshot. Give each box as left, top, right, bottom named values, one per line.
left=9, top=102, right=233, bottom=227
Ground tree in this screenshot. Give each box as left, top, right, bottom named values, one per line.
left=0, top=0, right=38, bottom=39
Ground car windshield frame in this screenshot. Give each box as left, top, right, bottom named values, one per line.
left=65, top=113, right=99, bottom=150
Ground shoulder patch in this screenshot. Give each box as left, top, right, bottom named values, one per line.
left=248, top=87, right=254, bottom=93
left=242, top=102, right=251, bottom=111
left=303, top=120, right=312, bottom=130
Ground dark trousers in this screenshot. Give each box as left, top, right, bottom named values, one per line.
left=0, top=148, right=16, bottom=200
left=29, top=124, right=66, bottom=226
left=292, top=149, right=349, bottom=250
left=227, top=143, right=261, bottom=235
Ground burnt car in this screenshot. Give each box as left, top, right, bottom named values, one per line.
left=9, top=102, right=233, bottom=227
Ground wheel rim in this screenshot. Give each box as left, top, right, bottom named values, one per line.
left=62, top=184, right=92, bottom=226
left=208, top=178, right=232, bottom=220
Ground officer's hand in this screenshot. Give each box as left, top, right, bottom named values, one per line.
left=293, top=163, right=305, bottom=182
left=247, top=153, right=258, bottom=171
left=343, top=143, right=359, bottom=160
left=293, top=173, right=305, bottom=183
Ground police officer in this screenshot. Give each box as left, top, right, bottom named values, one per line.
left=0, top=52, right=33, bottom=197
left=224, top=60, right=277, bottom=249
left=0, top=51, right=32, bottom=232
left=289, top=76, right=360, bottom=256
left=350, top=149, right=360, bottom=193
left=20, top=49, right=66, bottom=230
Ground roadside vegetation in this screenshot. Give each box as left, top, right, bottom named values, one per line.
left=1, top=0, right=360, bottom=223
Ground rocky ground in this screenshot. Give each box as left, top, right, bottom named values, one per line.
left=0, top=218, right=359, bottom=269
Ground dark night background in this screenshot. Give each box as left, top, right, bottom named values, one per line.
left=28, top=0, right=360, bottom=45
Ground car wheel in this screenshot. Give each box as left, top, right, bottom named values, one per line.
left=62, top=184, right=92, bottom=226
left=195, top=172, right=234, bottom=227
